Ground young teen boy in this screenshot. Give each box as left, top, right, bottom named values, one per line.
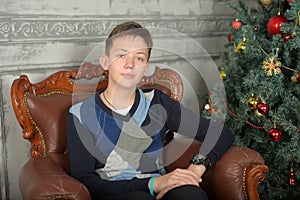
left=67, top=21, right=234, bottom=200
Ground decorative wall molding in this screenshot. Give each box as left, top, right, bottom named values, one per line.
left=0, top=16, right=231, bottom=42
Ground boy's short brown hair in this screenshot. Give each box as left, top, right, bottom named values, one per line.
left=105, top=21, right=153, bottom=61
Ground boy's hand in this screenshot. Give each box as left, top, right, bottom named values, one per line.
left=151, top=168, right=200, bottom=199
left=187, top=164, right=206, bottom=179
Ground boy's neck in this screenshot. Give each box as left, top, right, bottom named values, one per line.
left=102, top=87, right=136, bottom=110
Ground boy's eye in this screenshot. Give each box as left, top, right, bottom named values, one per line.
left=116, top=54, right=125, bottom=58
left=137, top=57, right=145, bottom=62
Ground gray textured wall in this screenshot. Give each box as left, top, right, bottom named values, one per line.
left=0, top=0, right=242, bottom=199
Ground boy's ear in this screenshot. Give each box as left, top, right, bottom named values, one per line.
left=100, top=55, right=109, bottom=70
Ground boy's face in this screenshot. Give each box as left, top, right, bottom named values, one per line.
left=101, top=35, right=150, bottom=90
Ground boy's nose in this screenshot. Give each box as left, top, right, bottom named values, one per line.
left=125, top=55, right=134, bottom=69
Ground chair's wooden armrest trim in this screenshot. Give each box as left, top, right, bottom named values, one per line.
left=11, top=75, right=47, bottom=157
left=244, top=163, right=268, bottom=200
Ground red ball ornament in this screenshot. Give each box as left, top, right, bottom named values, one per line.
left=228, top=33, right=233, bottom=42
left=287, top=0, right=292, bottom=2
left=232, top=19, right=242, bottom=30
left=267, top=15, right=288, bottom=35
left=289, top=169, right=298, bottom=186
left=257, top=103, right=269, bottom=115
left=297, top=72, right=300, bottom=83
left=267, top=127, right=282, bottom=142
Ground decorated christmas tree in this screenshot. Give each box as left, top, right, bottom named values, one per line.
left=203, top=0, right=300, bottom=199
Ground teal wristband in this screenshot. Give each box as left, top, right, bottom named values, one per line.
left=149, top=177, right=155, bottom=196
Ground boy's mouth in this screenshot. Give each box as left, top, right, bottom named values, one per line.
left=122, top=73, right=134, bottom=79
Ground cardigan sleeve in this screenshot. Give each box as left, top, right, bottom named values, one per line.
left=66, top=112, right=150, bottom=199
left=158, top=90, right=234, bottom=163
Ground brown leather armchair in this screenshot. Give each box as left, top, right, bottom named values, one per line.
left=11, top=63, right=268, bottom=200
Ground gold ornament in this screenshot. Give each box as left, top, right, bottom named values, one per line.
left=261, top=0, right=273, bottom=5
left=235, top=41, right=246, bottom=53
left=262, top=56, right=282, bottom=76
left=291, top=76, right=298, bottom=83
left=247, top=94, right=258, bottom=110
left=234, top=38, right=246, bottom=53
left=291, top=72, right=300, bottom=83
left=219, top=67, right=226, bottom=80
left=255, top=109, right=264, bottom=117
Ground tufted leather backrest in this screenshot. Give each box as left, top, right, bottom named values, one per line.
left=25, top=93, right=88, bottom=172
left=26, top=94, right=72, bottom=154
left=11, top=63, right=183, bottom=171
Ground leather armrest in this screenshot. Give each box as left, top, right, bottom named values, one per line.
left=163, top=138, right=268, bottom=200
left=19, top=157, right=91, bottom=200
